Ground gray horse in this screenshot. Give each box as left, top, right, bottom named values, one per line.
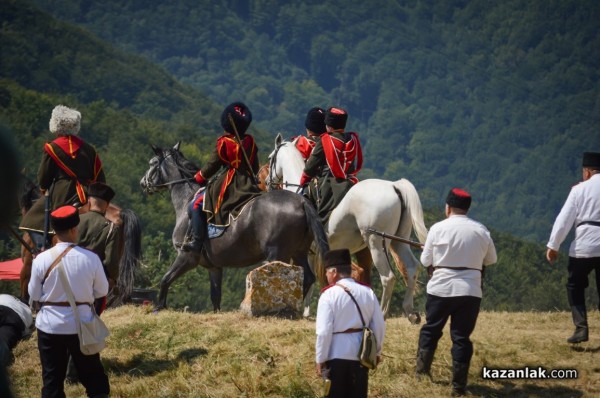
left=140, top=143, right=329, bottom=313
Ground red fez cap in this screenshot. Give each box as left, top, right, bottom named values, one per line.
left=446, top=188, right=472, bottom=210
left=50, top=205, right=79, bottom=231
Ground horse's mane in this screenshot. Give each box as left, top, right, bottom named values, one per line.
left=168, top=148, right=200, bottom=176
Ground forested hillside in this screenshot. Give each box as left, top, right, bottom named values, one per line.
left=1, top=0, right=598, bottom=314
left=30, top=0, right=600, bottom=242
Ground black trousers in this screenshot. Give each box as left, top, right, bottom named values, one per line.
left=418, top=294, right=481, bottom=364
left=326, top=359, right=368, bottom=398
left=567, top=256, right=600, bottom=309
left=37, top=329, right=109, bottom=398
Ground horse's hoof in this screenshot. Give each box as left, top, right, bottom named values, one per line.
left=408, top=312, right=421, bottom=325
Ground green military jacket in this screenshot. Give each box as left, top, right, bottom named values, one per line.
left=303, top=131, right=356, bottom=221
left=20, top=136, right=105, bottom=233
left=77, top=210, right=120, bottom=281
left=198, top=134, right=262, bottom=227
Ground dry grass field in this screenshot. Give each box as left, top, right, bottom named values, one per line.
left=7, top=305, right=600, bottom=397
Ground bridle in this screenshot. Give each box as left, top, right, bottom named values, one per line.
left=266, top=140, right=302, bottom=191
left=141, top=150, right=196, bottom=194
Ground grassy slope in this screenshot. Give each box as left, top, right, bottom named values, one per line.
left=8, top=305, right=600, bottom=397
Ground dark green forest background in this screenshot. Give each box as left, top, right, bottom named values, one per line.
left=1, top=0, right=598, bottom=314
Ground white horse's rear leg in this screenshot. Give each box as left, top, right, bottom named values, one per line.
left=391, top=242, right=421, bottom=324
left=367, top=235, right=396, bottom=318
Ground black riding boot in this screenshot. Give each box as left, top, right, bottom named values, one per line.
left=451, top=361, right=469, bottom=396
left=567, top=305, right=589, bottom=343
left=182, top=202, right=206, bottom=252
left=415, top=348, right=435, bottom=380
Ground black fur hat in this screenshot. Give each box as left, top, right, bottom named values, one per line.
left=324, top=107, right=348, bottom=130
left=221, top=102, right=252, bottom=135
left=305, top=107, right=326, bottom=135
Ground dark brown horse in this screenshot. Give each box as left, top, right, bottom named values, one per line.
left=18, top=177, right=142, bottom=306
left=140, top=143, right=329, bottom=315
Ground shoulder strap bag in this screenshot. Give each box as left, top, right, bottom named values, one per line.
left=336, top=283, right=378, bottom=370
left=56, top=248, right=110, bottom=355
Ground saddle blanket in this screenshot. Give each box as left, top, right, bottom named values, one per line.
left=207, top=224, right=226, bottom=239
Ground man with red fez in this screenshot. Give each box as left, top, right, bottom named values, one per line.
left=416, top=188, right=497, bottom=396
left=299, top=107, right=363, bottom=221
left=20, top=105, right=105, bottom=250
left=315, top=249, right=385, bottom=398
left=183, top=102, right=261, bottom=252
left=28, top=205, right=110, bottom=398
left=547, top=151, right=600, bottom=344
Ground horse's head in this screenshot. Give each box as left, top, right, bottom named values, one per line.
left=19, top=171, right=41, bottom=215
left=140, top=142, right=198, bottom=194
left=266, top=134, right=306, bottom=192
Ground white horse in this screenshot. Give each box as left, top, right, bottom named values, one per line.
left=266, top=134, right=428, bottom=321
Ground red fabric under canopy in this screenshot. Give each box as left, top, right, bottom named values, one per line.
left=0, top=258, right=22, bottom=280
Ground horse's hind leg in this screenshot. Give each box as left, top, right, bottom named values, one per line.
left=293, top=254, right=316, bottom=317
left=390, top=242, right=421, bottom=324
left=208, top=268, right=222, bottom=313
left=19, top=233, right=34, bottom=301
left=156, top=252, right=199, bottom=311
left=367, top=235, right=396, bottom=319
left=354, top=247, right=373, bottom=285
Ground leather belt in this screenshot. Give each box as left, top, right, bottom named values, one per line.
left=41, top=301, right=91, bottom=307
left=333, top=328, right=363, bottom=334
left=577, top=221, right=600, bottom=228
left=434, top=266, right=481, bottom=272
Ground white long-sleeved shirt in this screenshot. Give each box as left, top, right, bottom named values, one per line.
left=420, top=214, right=497, bottom=298
left=547, top=174, right=600, bottom=258
left=28, top=242, right=108, bottom=335
left=315, top=278, right=385, bottom=364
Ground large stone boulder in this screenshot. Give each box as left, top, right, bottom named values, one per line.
left=240, top=261, right=303, bottom=318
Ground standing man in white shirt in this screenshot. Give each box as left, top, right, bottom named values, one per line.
left=416, top=188, right=497, bottom=397
left=315, top=249, right=385, bottom=398
left=28, top=205, right=110, bottom=398
left=547, top=151, right=600, bottom=344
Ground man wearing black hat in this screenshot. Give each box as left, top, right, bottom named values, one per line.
left=77, top=182, right=120, bottom=290
left=20, top=105, right=106, bottom=250
left=299, top=107, right=363, bottom=221
left=28, top=205, right=110, bottom=398
left=295, top=107, right=327, bottom=161
left=416, top=188, right=497, bottom=396
left=315, top=249, right=385, bottom=398
left=183, top=102, right=261, bottom=252
left=547, top=151, right=600, bottom=344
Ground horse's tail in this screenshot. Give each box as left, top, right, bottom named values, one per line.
left=303, top=200, right=329, bottom=284
left=390, top=179, right=427, bottom=288
left=393, top=179, right=428, bottom=243
left=112, top=208, right=142, bottom=306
